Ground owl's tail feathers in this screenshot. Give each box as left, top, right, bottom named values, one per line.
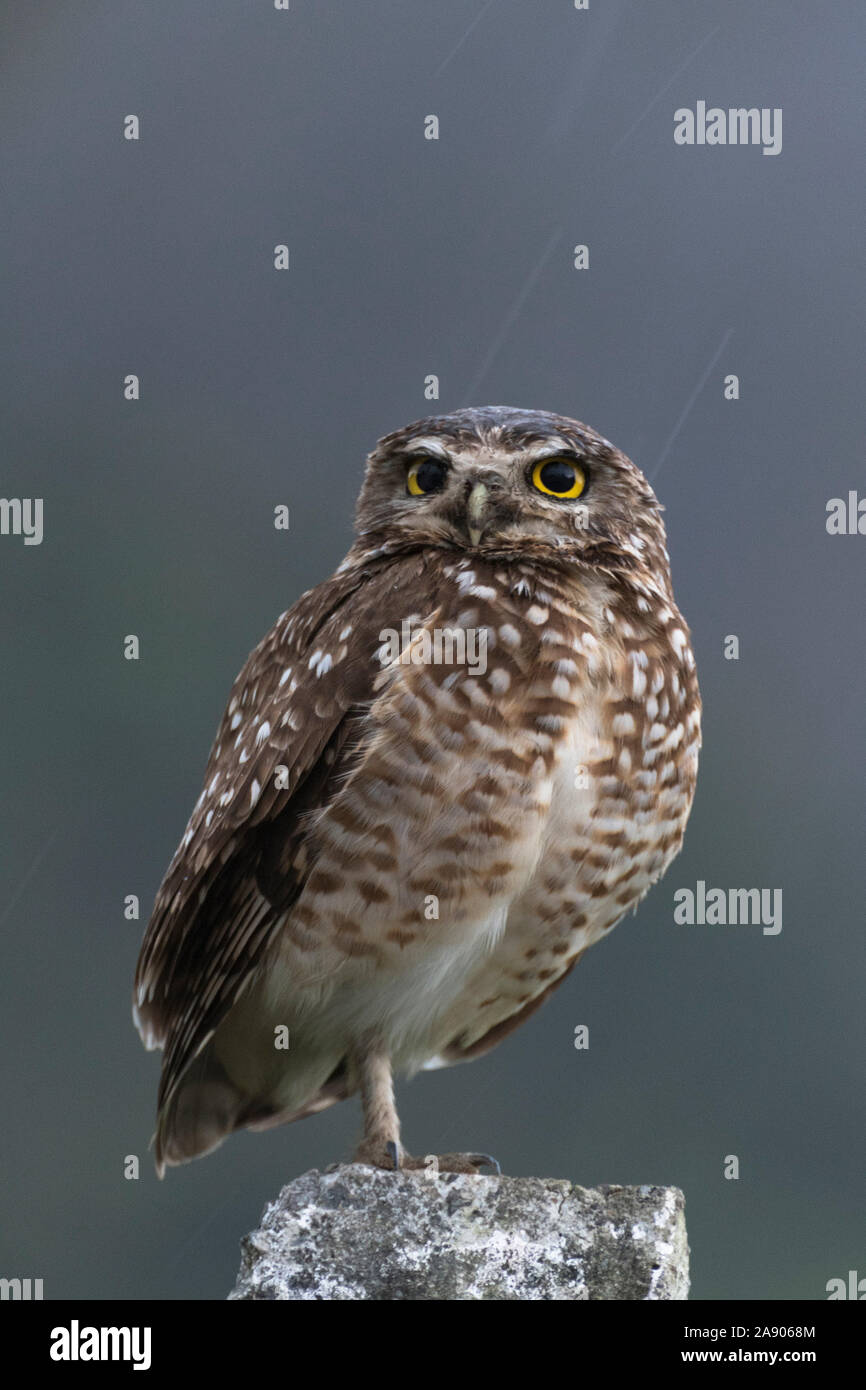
left=152, top=1048, right=352, bottom=1177
left=152, top=1049, right=245, bottom=1177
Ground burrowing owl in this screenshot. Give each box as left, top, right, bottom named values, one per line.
left=134, top=406, right=701, bottom=1175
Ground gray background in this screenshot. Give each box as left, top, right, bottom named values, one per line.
left=1, top=0, right=863, bottom=1301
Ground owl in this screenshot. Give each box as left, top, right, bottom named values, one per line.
left=134, top=406, right=701, bottom=1176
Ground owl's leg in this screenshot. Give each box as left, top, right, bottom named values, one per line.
left=352, top=1046, right=404, bottom=1170
left=350, top=1045, right=501, bottom=1176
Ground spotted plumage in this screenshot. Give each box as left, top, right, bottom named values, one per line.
left=134, top=406, right=701, bottom=1174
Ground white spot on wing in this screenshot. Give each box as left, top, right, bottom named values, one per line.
left=310, top=651, right=333, bottom=677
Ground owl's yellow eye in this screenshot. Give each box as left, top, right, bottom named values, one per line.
left=407, top=457, right=448, bottom=496
left=530, top=457, right=586, bottom=499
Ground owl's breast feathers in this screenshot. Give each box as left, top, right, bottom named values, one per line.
left=134, top=543, right=700, bottom=1159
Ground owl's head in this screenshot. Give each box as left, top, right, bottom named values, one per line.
left=354, top=406, right=671, bottom=585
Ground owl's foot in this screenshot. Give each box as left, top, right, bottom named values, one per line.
left=351, top=1139, right=500, bottom=1175
left=400, top=1150, right=501, bottom=1176
left=351, top=1047, right=500, bottom=1174
left=352, top=1136, right=404, bottom=1170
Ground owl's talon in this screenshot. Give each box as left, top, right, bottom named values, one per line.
left=467, top=1152, right=501, bottom=1175
left=352, top=1134, right=404, bottom=1170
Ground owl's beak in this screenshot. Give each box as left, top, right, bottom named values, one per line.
left=466, top=482, right=490, bottom=546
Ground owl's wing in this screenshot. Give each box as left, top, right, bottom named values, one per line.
left=133, top=548, right=427, bottom=1116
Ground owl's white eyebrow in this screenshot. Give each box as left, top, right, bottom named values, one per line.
left=523, top=440, right=573, bottom=461
left=399, top=438, right=451, bottom=459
